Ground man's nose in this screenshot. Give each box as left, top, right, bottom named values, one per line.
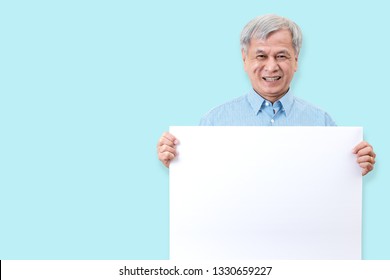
left=264, top=58, right=279, bottom=72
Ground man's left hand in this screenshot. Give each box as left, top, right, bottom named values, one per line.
left=353, top=141, right=376, bottom=176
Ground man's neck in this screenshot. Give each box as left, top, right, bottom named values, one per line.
left=254, top=88, right=289, bottom=104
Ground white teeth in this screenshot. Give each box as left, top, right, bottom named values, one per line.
left=263, top=77, right=281, bottom=81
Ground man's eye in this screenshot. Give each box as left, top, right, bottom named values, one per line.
left=276, top=55, right=287, bottom=60
left=256, top=55, right=266, bottom=59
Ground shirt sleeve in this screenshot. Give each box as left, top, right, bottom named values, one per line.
left=325, top=112, right=337, bottom=126
left=199, top=114, right=213, bottom=126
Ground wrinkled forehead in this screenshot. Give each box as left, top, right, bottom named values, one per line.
left=252, top=28, right=293, bottom=44
left=250, top=29, right=297, bottom=56
left=251, top=29, right=294, bottom=48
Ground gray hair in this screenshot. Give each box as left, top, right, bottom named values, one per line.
left=240, top=14, right=303, bottom=55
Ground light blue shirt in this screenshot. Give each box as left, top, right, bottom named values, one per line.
left=199, top=89, right=336, bottom=126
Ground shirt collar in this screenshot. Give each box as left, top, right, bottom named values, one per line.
left=247, top=89, right=266, bottom=115
left=247, top=88, right=294, bottom=116
left=278, top=89, right=294, bottom=116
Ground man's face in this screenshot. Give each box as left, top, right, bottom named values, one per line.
left=242, top=29, right=298, bottom=102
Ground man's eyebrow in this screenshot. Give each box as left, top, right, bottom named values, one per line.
left=255, top=49, right=292, bottom=55
left=276, top=50, right=291, bottom=55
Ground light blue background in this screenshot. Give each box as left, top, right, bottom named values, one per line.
left=0, top=0, right=389, bottom=259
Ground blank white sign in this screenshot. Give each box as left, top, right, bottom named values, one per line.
left=169, top=126, right=362, bottom=260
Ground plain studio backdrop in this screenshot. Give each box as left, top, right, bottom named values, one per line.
left=0, top=0, right=389, bottom=259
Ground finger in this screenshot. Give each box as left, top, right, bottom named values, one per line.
left=353, top=141, right=370, bottom=154
left=159, top=152, right=174, bottom=168
left=356, top=155, right=376, bottom=164
left=162, top=132, right=179, bottom=145
left=359, top=162, right=374, bottom=174
left=159, top=144, right=177, bottom=156
left=158, top=151, right=176, bottom=162
left=162, top=160, right=170, bottom=168
left=359, top=161, right=373, bottom=168
left=356, top=146, right=375, bottom=157
left=157, top=133, right=179, bottom=148
left=361, top=164, right=374, bottom=176
left=158, top=137, right=175, bottom=148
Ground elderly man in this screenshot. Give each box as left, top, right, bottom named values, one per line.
left=157, top=14, right=376, bottom=175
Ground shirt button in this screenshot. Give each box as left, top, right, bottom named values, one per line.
left=265, top=102, right=270, bottom=106
left=271, top=119, right=275, bottom=123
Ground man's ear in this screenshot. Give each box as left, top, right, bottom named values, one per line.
left=294, top=54, right=299, bottom=72
left=241, top=49, right=247, bottom=63
left=241, top=49, right=248, bottom=71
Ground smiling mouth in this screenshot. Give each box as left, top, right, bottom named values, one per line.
left=262, top=76, right=281, bottom=81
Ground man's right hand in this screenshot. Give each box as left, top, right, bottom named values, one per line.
left=157, top=132, right=179, bottom=168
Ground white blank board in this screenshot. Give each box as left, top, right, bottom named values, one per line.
left=169, top=126, right=362, bottom=260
